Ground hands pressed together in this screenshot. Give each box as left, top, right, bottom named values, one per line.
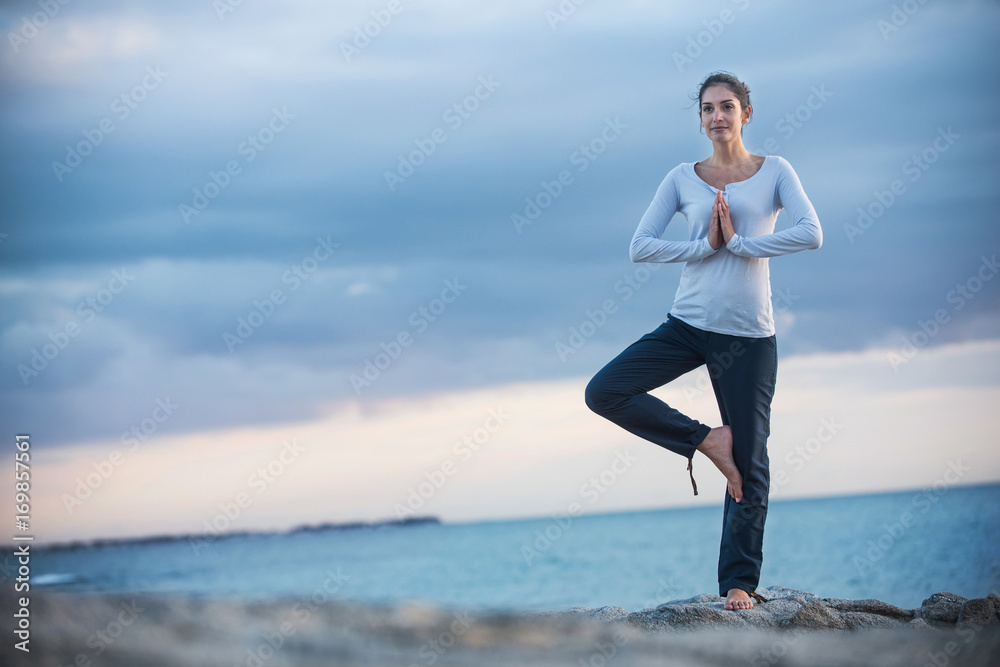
left=708, top=189, right=735, bottom=251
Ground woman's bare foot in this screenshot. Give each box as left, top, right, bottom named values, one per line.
left=695, top=425, right=743, bottom=503
left=724, top=588, right=754, bottom=610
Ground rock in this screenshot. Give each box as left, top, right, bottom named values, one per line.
left=919, top=592, right=968, bottom=625
left=5, top=586, right=1000, bottom=667
left=818, top=597, right=915, bottom=630
left=907, top=617, right=936, bottom=631
left=778, top=600, right=847, bottom=630
left=821, top=597, right=914, bottom=621
left=958, top=596, right=1000, bottom=629
left=617, top=586, right=930, bottom=633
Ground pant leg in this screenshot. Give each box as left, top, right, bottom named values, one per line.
left=584, top=315, right=712, bottom=459
left=708, top=331, right=777, bottom=597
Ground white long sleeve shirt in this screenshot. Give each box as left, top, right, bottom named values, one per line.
left=629, top=155, right=822, bottom=337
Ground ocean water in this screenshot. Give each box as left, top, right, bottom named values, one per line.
left=30, top=482, right=1000, bottom=613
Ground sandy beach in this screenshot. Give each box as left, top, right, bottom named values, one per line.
left=3, top=585, right=998, bottom=666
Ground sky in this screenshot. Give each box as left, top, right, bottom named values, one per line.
left=1, top=0, right=998, bottom=544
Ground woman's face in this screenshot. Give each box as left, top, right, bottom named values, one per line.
left=699, top=85, right=750, bottom=142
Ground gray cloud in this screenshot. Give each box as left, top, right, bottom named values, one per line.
left=2, top=0, right=998, bottom=447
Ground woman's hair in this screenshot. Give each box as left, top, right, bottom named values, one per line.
left=690, top=71, right=752, bottom=133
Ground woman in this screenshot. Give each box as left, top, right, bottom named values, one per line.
left=584, top=71, right=822, bottom=611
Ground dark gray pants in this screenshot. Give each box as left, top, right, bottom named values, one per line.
left=584, top=313, right=777, bottom=597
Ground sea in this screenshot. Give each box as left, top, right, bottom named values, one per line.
left=28, top=482, right=1000, bottom=613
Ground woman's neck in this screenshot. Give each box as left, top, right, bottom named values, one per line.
left=706, top=139, right=752, bottom=167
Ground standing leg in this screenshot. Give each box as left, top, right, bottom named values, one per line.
left=708, top=332, right=777, bottom=600
left=585, top=315, right=712, bottom=459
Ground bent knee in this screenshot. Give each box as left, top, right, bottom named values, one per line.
left=584, top=376, right=611, bottom=414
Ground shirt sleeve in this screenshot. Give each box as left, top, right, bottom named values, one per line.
left=630, top=167, right=718, bottom=263
left=725, top=156, right=823, bottom=258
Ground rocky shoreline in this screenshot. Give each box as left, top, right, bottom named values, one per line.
left=2, top=585, right=998, bottom=666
